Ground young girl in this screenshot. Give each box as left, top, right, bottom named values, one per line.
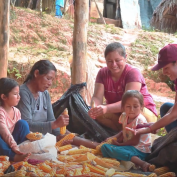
left=0, top=78, right=31, bottom=162
left=101, top=90, right=151, bottom=172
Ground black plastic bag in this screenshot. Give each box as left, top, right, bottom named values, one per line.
left=4, top=165, right=15, bottom=174
left=52, top=83, right=111, bottom=142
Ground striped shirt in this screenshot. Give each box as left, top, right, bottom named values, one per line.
left=119, top=113, right=151, bottom=153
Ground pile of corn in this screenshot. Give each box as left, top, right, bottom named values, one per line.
left=0, top=134, right=176, bottom=177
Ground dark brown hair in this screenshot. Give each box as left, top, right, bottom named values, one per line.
left=24, top=60, right=57, bottom=83
left=121, top=90, right=144, bottom=109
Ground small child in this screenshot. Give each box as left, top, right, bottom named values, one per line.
left=0, top=78, right=31, bottom=162
left=101, top=90, right=151, bottom=172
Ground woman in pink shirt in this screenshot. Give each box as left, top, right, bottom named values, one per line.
left=88, top=42, right=157, bottom=132
left=0, top=78, right=31, bottom=162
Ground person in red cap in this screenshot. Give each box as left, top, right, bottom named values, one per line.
left=126, top=43, right=177, bottom=135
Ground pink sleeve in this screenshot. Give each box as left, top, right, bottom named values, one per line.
left=174, top=79, right=177, bottom=92
left=125, top=68, right=143, bottom=84
left=95, top=69, right=103, bottom=84
left=0, top=110, right=18, bottom=150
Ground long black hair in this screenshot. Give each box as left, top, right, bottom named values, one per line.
left=0, top=78, right=19, bottom=104
left=24, top=60, right=57, bottom=83
left=104, top=42, right=126, bottom=58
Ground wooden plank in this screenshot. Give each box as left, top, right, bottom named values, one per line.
left=163, top=7, right=170, bottom=16
left=72, top=0, right=88, bottom=100
left=94, top=0, right=106, bottom=24
left=0, top=0, right=9, bottom=78
left=163, top=14, right=176, bottom=19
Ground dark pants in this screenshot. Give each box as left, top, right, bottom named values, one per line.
left=0, top=120, right=30, bottom=161
left=160, top=102, right=177, bottom=133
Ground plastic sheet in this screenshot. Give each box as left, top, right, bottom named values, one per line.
left=52, top=83, right=111, bottom=142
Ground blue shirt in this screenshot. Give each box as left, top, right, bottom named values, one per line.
left=55, top=0, right=64, bottom=7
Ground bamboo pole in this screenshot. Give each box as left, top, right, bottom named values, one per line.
left=72, top=0, right=88, bottom=100
left=0, top=0, right=10, bottom=78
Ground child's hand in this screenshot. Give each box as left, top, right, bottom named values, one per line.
left=126, top=127, right=151, bottom=135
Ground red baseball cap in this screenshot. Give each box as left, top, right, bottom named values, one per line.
left=151, top=44, right=177, bottom=71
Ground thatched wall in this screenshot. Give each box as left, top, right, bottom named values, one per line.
left=151, top=0, right=177, bottom=33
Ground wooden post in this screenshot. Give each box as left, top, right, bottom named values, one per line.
left=72, top=0, right=88, bottom=100
left=0, top=0, right=10, bottom=78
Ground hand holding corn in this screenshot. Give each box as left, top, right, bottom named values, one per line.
left=60, top=109, right=68, bottom=135
left=52, top=109, right=69, bottom=130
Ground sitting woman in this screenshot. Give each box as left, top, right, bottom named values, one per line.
left=17, top=60, right=98, bottom=148
left=88, top=42, right=157, bottom=132
left=0, top=78, right=31, bottom=162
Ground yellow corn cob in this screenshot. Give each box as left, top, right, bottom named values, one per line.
left=56, top=144, right=72, bottom=152
left=0, top=156, right=9, bottom=161
left=2, top=161, right=10, bottom=172
left=159, top=172, right=176, bottom=177
left=26, top=171, right=39, bottom=177
left=82, top=163, right=90, bottom=174
left=12, top=161, right=27, bottom=171
left=60, top=109, right=68, bottom=135
left=105, top=168, right=115, bottom=177
left=68, top=148, right=91, bottom=155
left=73, top=168, right=83, bottom=176
left=101, top=158, right=120, bottom=167
left=26, top=132, right=43, bottom=141
left=147, top=173, right=158, bottom=177
left=56, top=133, right=75, bottom=147
left=74, top=152, right=96, bottom=162
left=96, top=137, right=117, bottom=152
left=154, top=166, right=170, bottom=176
left=96, top=165, right=108, bottom=172
left=149, top=164, right=156, bottom=172
left=39, top=163, right=52, bottom=173
left=50, top=168, right=56, bottom=177
left=86, top=163, right=105, bottom=175
left=94, top=157, right=114, bottom=169
left=66, top=169, right=75, bottom=176
left=0, top=170, right=3, bottom=176
left=88, top=172, right=104, bottom=176
left=56, top=167, right=66, bottom=175
left=35, top=169, right=45, bottom=177
left=15, top=169, right=26, bottom=177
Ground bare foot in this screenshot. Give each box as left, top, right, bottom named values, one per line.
left=14, top=153, right=31, bottom=162
left=141, top=162, right=151, bottom=172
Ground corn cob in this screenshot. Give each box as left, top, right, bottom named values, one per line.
left=2, top=161, right=10, bottom=172
left=60, top=147, right=78, bottom=155
left=0, top=156, right=9, bottom=161
left=105, top=168, right=115, bottom=177
left=159, top=172, right=176, bottom=177
left=88, top=172, right=104, bottom=176
left=154, top=166, right=170, bottom=176
left=149, top=164, right=156, bottom=172
left=39, top=163, right=52, bottom=173
left=60, top=109, right=68, bottom=135
left=94, top=158, right=114, bottom=169
left=26, top=171, right=39, bottom=177
left=114, top=172, right=130, bottom=176
left=147, top=173, right=158, bottom=177
left=26, top=132, right=43, bottom=141
left=101, top=158, right=120, bottom=167
left=13, top=162, right=28, bottom=171
left=96, top=137, right=117, bottom=152
left=0, top=170, right=3, bottom=176
left=73, top=168, right=83, bottom=176
left=35, top=169, right=46, bottom=177
left=56, top=167, right=66, bottom=175
left=56, top=133, right=75, bottom=147
left=68, top=148, right=91, bottom=155
left=56, top=144, right=72, bottom=152
left=86, top=163, right=105, bottom=175
left=74, top=152, right=96, bottom=162
left=82, top=163, right=90, bottom=174
left=55, top=175, right=65, bottom=177
left=95, top=165, right=108, bottom=172
left=50, top=168, right=56, bottom=177
left=15, top=169, right=26, bottom=177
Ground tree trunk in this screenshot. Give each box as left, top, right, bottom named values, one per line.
left=27, top=0, right=33, bottom=8
left=0, top=0, right=10, bottom=78
left=72, top=0, right=88, bottom=100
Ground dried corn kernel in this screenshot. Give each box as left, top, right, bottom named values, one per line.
left=26, top=132, right=43, bottom=141
left=154, top=166, right=170, bottom=176
left=56, top=144, right=72, bottom=152
left=56, top=133, right=75, bottom=147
